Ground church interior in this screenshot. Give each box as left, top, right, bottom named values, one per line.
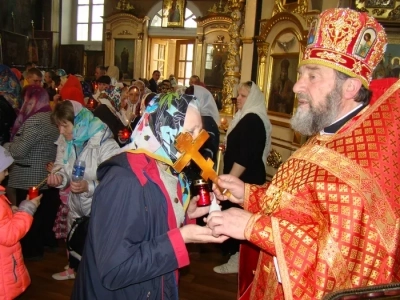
left=1, top=0, right=400, bottom=299
left=0, top=0, right=364, bottom=178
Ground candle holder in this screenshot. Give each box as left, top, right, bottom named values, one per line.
left=28, top=187, right=39, bottom=200
left=87, top=98, right=97, bottom=111
left=193, top=179, right=211, bottom=207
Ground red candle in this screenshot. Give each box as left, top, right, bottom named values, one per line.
left=193, top=179, right=211, bottom=207
left=28, top=187, right=39, bottom=200
left=122, top=128, right=131, bottom=139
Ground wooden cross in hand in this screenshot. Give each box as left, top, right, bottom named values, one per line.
left=173, top=130, right=230, bottom=196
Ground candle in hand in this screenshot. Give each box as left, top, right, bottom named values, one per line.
left=28, top=187, right=39, bottom=200
left=55, top=88, right=59, bottom=94
left=122, top=128, right=131, bottom=140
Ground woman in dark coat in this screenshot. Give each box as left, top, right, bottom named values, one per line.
left=72, top=93, right=226, bottom=300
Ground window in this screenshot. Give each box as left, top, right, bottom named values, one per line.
left=77, top=0, right=104, bottom=42
left=176, top=40, right=195, bottom=86
left=151, top=8, right=197, bottom=28
left=151, top=42, right=167, bottom=77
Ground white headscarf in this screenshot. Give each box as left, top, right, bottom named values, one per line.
left=106, top=66, right=120, bottom=83
left=226, top=82, right=272, bottom=166
left=193, top=85, right=220, bottom=126
left=70, top=100, right=83, bottom=115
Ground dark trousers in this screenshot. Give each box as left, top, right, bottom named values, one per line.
left=69, top=255, right=80, bottom=271
left=16, top=187, right=61, bottom=258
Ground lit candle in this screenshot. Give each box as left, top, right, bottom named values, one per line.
left=122, top=128, right=131, bottom=139
left=216, top=145, right=224, bottom=175
left=220, top=117, right=227, bottom=125
left=28, top=187, right=39, bottom=200
left=55, top=87, right=59, bottom=94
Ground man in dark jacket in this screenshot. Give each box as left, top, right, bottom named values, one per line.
left=148, top=70, right=161, bottom=93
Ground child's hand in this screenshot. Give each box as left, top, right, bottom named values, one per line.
left=46, top=162, right=54, bottom=172
left=47, top=173, right=62, bottom=187
left=28, top=194, right=42, bottom=208
left=11, top=206, right=18, bottom=214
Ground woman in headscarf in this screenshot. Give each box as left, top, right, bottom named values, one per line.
left=3, top=86, right=60, bottom=261
left=92, top=85, right=127, bottom=146
left=72, top=93, right=226, bottom=300
left=55, top=69, right=67, bottom=77
left=58, top=75, right=85, bottom=105
left=0, top=64, right=22, bottom=111
left=106, top=65, right=123, bottom=87
left=121, top=84, right=142, bottom=126
left=131, top=79, right=152, bottom=95
left=213, top=81, right=272, bottom=274
left=47, top=100, right=120, bottom=280
left=185, top=85, right=220, bottom=166
left=117, top=91, right=156, bottom=146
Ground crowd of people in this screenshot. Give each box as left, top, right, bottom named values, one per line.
left=0, top=7, right=399, bottom=300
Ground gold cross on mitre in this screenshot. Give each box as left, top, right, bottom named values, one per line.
left=173, top=129, right=230, bottom=196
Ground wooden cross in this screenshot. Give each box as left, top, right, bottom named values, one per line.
left=174, top=130, right=217, bottom=182
left=174, top=130, right=230, bottom=197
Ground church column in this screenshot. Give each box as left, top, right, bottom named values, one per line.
left=240, top=0, right=257, bottom=81
left=221, top=0, right=246, bottom=115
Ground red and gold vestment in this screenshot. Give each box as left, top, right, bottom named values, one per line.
left=239, top=78, right=400, bottom=299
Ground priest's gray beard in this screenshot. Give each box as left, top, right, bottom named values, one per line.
left=290, top=80, right=342, bottom=136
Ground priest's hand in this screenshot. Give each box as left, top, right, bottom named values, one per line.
left=186, top=195, right=212, bottom=219
left=212, top=174, right=245, bottom=205
left=179, top=224, right=229, bottom=243
left=206, top=208, right=252, bottom=240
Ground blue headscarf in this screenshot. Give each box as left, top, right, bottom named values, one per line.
left=56, top=69, right=67, bottom=77
left=80, top=80, right=93, bottom=98
left=0, top=64, right=22, bottom=110
left=63, top=101, right=105, bottom=163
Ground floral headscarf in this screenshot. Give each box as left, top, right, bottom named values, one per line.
left=11, top=86, right=51, bottom=141
left=123, top=92, right=200, bottom=211
left=62, top=100, right=105, bottom=163
left=0, top=64, right=22, bottom=110
left=100, top=85, right=122, bottom=111
left=80, top=80, right=93, bottom=98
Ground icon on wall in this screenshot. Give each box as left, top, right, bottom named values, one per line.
left=162, top=0, right=185, bottom=28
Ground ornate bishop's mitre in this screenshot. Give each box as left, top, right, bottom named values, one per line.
left=300, top=8, right=387, bottom=88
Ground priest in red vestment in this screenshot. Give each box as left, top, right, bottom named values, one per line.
left=208, top=8, right=400, bottom=300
